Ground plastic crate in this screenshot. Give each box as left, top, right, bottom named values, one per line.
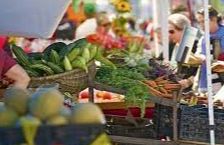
left=105, top=115, right=156, bottom=139
left=179, top=105, right=224, bottom=144
left=0, top=124, right=104, bottom=145
left=153, top=104, right=179, bottom=139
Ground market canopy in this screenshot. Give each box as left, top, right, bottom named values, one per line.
left=0, top=0, right=71, bottom=38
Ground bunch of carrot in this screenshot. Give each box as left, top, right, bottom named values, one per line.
left=143, top=76, right=181, bottom=99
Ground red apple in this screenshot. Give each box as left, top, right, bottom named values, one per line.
left=80, top=91, right=89, bottom=99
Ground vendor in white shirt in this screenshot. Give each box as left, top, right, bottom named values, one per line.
left=75, top=3, right=98, bottom=40
left=75, top=3, right=114, bottom=40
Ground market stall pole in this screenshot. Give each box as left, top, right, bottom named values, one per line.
left=152, top=0, right=169, bottom=60
left=88, top=69, right=95, bottom=102
left=203, top=0, right=216, bottom=144
left=160, top=0, right=169, bottom=62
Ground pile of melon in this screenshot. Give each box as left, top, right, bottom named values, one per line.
left=0, top=86, right=105, bottom=127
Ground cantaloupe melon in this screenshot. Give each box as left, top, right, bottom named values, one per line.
left=0, top=105, right=18, bottom=127
left=4, top=87, right=30, bottom=115
left=46, top=115, right=68, bottom=125
left=70, top=103, right=105, bottom=124
left=29, top=88, right=64, bottom=120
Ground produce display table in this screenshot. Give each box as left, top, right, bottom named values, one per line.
left=88, top=80, right=184, bottom=144
left=110, top=136, right=223, bottom=145
left=97, top=102, right=154, bottom=110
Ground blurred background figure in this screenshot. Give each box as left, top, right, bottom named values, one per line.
left=171, top=4, right=191, bottom=19
left=75, top=2, right=98, bottom=39
left=96, top=11, right=114, bottom=37
left=195, top=5, right=224, bottom=94
left=54, top=13, right=76, bottom=41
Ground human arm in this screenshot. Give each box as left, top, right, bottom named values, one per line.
left=1, top=48, right=30, bottom=89
left=4, top=64, right=30, bottom=89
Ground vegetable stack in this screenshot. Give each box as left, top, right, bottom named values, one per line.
left=12, top=38, right=115, bottom=77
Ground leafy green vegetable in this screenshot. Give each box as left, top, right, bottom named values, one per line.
left=96, top=66, right=151, bottom=117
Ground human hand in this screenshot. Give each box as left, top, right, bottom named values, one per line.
left=178, top=78, right=192, bottom=89
left=1, top=77, right=14, bottom=87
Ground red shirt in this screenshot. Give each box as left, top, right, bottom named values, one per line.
left=0, top=36, right=7, bottom=49
left=0, top=49, right=17, bottom=79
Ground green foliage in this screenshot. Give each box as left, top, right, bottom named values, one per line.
left=96, top=66, right=150, bottom=117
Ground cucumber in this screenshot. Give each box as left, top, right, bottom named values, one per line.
left=72, top=56, right=87, bottom=72
left=63, top=56, right=73, bottom=71
left=30, top=63, right=54, bottom=76
left=50, top=49, right=60, bottom=64
left=24, top=67, right=41, bottom=77
left=67, top=47, right=80, bottom=62
left=67, top=38, right=87, bottom=50
left=28, top=52, right=43, bottom=61
left=82, top=46, right=91, bottom=62
left=43, top=42, right=67, bottom=60
left=11, top=44, right=30, bottom=66
left=89, top=44, right=98, bottom=60
left=44, top=61, right=64, bottom=74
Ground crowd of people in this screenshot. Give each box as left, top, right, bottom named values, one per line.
left=171, top=5, right=224, bottom=96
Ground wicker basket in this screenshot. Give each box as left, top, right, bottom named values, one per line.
left=28, top=61, right=96, bottom=95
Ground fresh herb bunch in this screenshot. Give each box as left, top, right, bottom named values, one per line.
left=144, top=59, right=183, bottom=82
left=112, top=68, right=146, bottom=81
left=96, top=66, right=150, bottom=117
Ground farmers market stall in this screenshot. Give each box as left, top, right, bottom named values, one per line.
left=0, top=0, right=112, bottom=145
left=1, top=0, right=223, bottom=145
left=1, top=30, right=193, bottom=145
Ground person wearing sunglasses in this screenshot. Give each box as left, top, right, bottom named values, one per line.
left=156, top=14, right=191, bottom=61
left=168, top=13, right=191, bottom=64
left=195, top=6, right=224, bottom=94
left=168, top=13, right=203, bottom=89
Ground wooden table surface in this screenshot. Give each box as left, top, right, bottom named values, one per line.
left=96, top=101, right=155, bottom=110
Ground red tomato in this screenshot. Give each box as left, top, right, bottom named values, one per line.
left=80, top=91, right=89, bottom=99
left=102, top=92, right=112, bottom=100
left=96, top=91, right=104, bottom=98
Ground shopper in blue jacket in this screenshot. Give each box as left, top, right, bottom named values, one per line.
left=195, top=5, right=224, bottom=94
